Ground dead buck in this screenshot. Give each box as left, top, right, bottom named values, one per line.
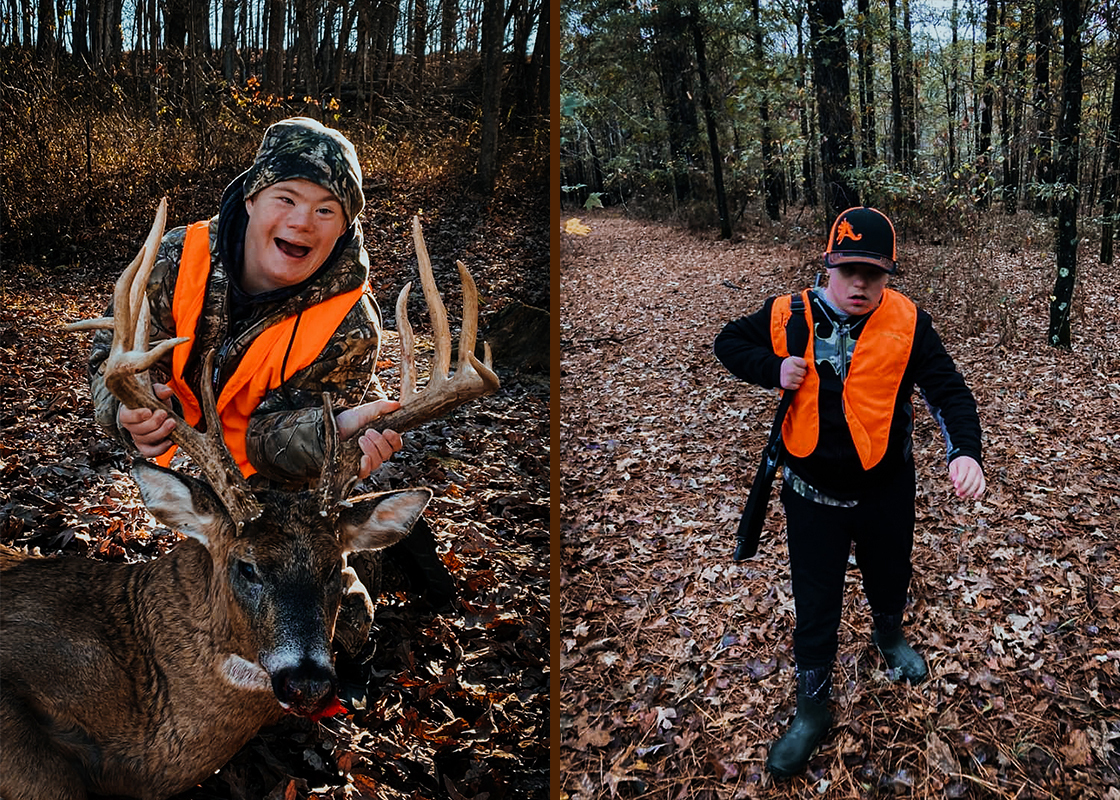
left=0, top=200, right=499, bottom=800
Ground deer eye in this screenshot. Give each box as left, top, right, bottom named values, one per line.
left=237, top=560, right=261, bottom=584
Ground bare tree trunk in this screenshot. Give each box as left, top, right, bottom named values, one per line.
left=653, top=1, right=702, bottom=202
left=296, top=0, right=320, bottom=101
left=71, top=0, right=89, bottom=60
left=36, top=0, right=56, bottom=58
left=796, top=8, right=817, bottom=207
left=855, top=0, right=876, bottom=167
left=148, top=0, right=158, bottom=120
left=265, top=0, right=285, bottom=93
left=1100, top=35, right=1120, bottom=264
left=440, top=0, right=457, bottom=81
left=1048, top=0, right=1085, bottom=349
left=22, top=0, right=33, bottom=47
left=947, top=0, right=959, bottom=175
left=1033, top=0, right=1055, bottom=213
left=689, top=0, right=731, bottom=237
left=412, top=0, right=427, bottom=86
left=751, top=0, right=781, bottom=220
left=221, top=0, right=237, bottom=82
left=532, top=0, right=547, bottom=119
left=476, top=0, right=503, bottom=194
left=888, top=0, right=903, bottom=169
left=808, top=0, right=859, bottom=213
left=333, top=0, right=358, bottom=97
left=899, top=0, right=916, bottom=170
left=976, top=0, right=997, bottom=209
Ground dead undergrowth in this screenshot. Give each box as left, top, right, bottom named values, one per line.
left=560, top=210, right=1120, bottom=799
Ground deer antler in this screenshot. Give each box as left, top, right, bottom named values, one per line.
left=320, top=216, right=501, bottom=506
left=66, top=198, right=262, bottom=525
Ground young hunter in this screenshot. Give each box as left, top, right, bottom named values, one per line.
left=713, top=207, right=986, bottom=778
left=87, top=117, right=453, bottom=618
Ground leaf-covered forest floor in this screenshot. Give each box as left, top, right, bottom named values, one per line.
left=0, top=175, right=549, bottom=799
left=560, top=210, right=1120, bottom=799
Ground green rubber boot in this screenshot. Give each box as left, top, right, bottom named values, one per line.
left=872, top=613, right=928, bottom=683
left=765, top=666, right=832, bottom=778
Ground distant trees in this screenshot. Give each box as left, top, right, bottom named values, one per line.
left=563, top=0, right=1120, bottom=348
left=4, top=0, right=548, bottom=191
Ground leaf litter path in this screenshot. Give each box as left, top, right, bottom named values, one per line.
left=560, top=213, right=1120, bottom=799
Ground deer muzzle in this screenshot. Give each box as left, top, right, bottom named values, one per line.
left=269, top=657, right=340, bottom=719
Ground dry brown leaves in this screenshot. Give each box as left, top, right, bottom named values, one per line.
left=560, top=212, right=1120, bottom=799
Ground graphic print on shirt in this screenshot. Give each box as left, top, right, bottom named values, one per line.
left=812, top=317, right=858, bottom=385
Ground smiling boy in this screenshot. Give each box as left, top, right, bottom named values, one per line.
left=87, top=117, right=454, bottom=622
left=714, top=206, right=985, bottom=777
left=91, top=117, right=399, bottom=483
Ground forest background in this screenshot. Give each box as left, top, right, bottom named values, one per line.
left=0, top=0, right=550, bottom=797
left=561, top=0, right=1119, bottom=797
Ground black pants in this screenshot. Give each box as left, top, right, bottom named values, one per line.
left=781, top=464, right=916, bottom=670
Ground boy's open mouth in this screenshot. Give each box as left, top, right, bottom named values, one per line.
left=275, top=238, right=311, bottom=259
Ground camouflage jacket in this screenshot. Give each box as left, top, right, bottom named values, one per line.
left=90, top=211, right=387, bottom=490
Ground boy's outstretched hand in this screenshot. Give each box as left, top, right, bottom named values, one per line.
left=948, top=455, right=985, bottom=499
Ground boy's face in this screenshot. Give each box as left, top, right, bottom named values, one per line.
left=824, top=262, right=890, bottom=315
left=241, top=179, right=347, bottom=295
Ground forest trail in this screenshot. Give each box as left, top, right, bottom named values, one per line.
left=560, top=212, right=1120, bottom=799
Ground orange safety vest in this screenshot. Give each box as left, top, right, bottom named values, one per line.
left=771, top=288, right=917, bottom=471
left=156, top=220, right=368, bottom=477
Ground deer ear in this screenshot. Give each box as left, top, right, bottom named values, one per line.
left=132, top=460, right=229, bottom=545
left=337, top=488, right=432, bottom=554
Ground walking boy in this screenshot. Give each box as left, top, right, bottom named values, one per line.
left=714, top=207, right=985, bottom=777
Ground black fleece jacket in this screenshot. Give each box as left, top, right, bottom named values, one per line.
left=714, top=289, right=983, bottom=500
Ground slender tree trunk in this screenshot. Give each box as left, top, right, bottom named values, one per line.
left=221, top=0, right=236, bottom=82
left=440, top=0, right=457, bottom=81
left=1048, top=0, right=1085, bottom=349
left=900, top=0, right=916, bottom=170
left=476, top=0, right=503, bottom=194
left=265, top=0, right=285, bottom=93
left=977, top=0, right=997, bottom=209
left=412, top=0, right=427, bottom=86
left=855, top=0, right=876, bottom=167
left=688, top=0, right=730, bottom=237
left=654, top=1, right=702, bottom=201
left=1100, top=39, right=1120, bottom=264
left=532, top=0, right=547, bottom=119
left=752, top=0, right=781, bottom=219
left=1033, top=0, right=1055, bottom=213
left=148, top=0, right=158, bottom=120
left=888, top=0, right=903, bottom=169
left=72, top=0, right=89, bottom=60
left=296, top=0, right=320, bottom=100
left=36, top=0, right=56, bottom=58
left=333, top=0, right=358, bottom=97
left=947, top=0, right=959, bottom=175
left=796, top=9, right=818, bottom=207
left=808, top=0, right=859, bottom=213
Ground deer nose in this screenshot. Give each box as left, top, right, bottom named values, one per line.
left=270, top=659, right=337, bottom=715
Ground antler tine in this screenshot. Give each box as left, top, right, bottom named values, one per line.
left=375, top=216, right=500, bottom=433
left=66, top=198, right=262, bottom=526
left=322, top=216, right=500, bottom=506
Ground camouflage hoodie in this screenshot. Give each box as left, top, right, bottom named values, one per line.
left=89, top=174, right=387, bottom=490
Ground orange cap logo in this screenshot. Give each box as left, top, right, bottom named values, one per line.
left=835, top=219, right=862, bottom=246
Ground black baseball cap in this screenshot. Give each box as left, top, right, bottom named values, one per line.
left=823, top=206, right=897, bottom=274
